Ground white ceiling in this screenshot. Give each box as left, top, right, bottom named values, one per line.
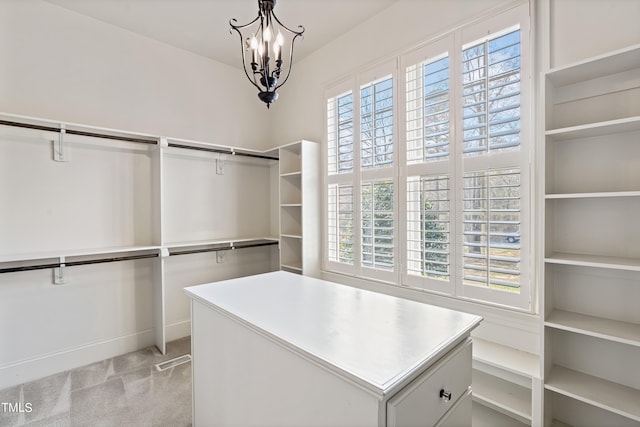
left=45, top=0, right=398, bottom=68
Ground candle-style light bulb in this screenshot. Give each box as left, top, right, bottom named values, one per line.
left=275, top=31, right=284, bottom=47
left=257, top=43, right=264, bottom=67
left=249, top=35, right=258, bottom=50
left=275, top=31, right=284, bottom=62
left=274, top=43, right=281, bottom=62
left=249, top=35, right=258, bottom=64
left=263, top=26, right=272, bottom=42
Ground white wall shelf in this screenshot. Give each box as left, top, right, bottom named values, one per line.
left=472, top=338, right=539, bottom=426
left=542, top=42, right=640, bottom=427
left=545, top=365, right=640, bottom=422
left=545, top=43, right=640, bottom=87
left=473, top=338, right=539, bottom=379
left=0, top=245, right=162, bottom=264
left=280, top=171, right=302, bottom=178
left=545, top=116, right=640, bottom=139
left=544, top=252, right=640, bottom=271
left=164, top=237, right=278, bottom=250
left=473, top=370, right=532, bottom=424
left=472, top=403, right=530, bottom=427
left=545, top=310, right=640, bottom=347
left=545, top=191, right=640, bottom=200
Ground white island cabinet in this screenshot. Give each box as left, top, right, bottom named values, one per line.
left=184, top=271, right=482, bottom=426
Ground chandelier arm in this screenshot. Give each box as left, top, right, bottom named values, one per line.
left=229, top=23, right=263, bottom=92
left=274, top=32, right=302, bottom=91
left=228, top=15, right=261, bottom=31
left=270, top=12, right=305, bottom=36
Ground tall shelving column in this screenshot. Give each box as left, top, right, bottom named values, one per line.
left=278, top=140, right=320, bottom=277
left=542, top=44, right=640, bottom=427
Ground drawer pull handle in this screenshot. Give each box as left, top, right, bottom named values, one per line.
left=439, top=389, right=452, bottom=402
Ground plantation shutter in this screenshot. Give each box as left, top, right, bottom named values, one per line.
left=407, top=175, right=451, bottom=280
left=462, top=29, right=521, bottom=155
left=462, top=169, right=521, bottom=290
left=327, top=184, right=355, bottom=265
left=361, top=180, right=394, bottom=271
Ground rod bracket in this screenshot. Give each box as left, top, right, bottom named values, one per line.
left=53, top=256, right=65, bottom=284
left=216, top=154, right=225, bottom=175
left=158, top=137, right=168, bottom=148
left=53, top=124, right=69, bottom=162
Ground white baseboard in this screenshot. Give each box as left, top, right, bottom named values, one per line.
left=165, top=319, right=191, bottom=343
left=0, top=329, right=155, bottom=390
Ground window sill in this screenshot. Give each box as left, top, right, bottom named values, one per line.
left=320, top=269, right=540, bottom=355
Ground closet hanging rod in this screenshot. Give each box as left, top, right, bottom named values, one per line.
left=169, top=240, right=278, bottom=257
left=1, top=119, right=279, bottom=158
left=0, top=119, right=157, bottom=145
left=167, top=142, right=279, bottom=161
left=0, top=253, right=159, bottom=274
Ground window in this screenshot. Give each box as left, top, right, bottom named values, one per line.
left=326, top=89, right=356, bottom=274
left=327, top=92, right=354, bottom=175
left=361, top=78, right=394, bottom=169
left=462, top=169, right=521, bottom=290
left=324, top=4, right=530, bottom=311
left=407, top=175, right=450, bottom=281
left=361, top=179, right=394, bottom=270
left=325, top=69, right=397, bottom=281
left=406, top=54, right=450, bottom=163
left=462, top=29, right=521, bottom=155
left=327, top=184, right=354, bottom=265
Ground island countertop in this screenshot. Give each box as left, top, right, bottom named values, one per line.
left=184, top=271, right=482, bottom=398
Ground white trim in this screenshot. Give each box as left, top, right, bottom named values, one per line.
left=165, top=319, right=191, bottom=342
left=0, top=329, right=155, bottom=390
left=321, top=270, right=539, bottom=341
left=457, top=2, right=532, bottom=311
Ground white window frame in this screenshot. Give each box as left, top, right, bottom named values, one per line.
left=357, top=61, right=399, bottom=283
left=400, top=35, right=457, bottom=296
left=323, top=3, right=532, bottom=312
left=455, top=4, right=531, bottom=310
left=325, top=78, right=357, bottom=276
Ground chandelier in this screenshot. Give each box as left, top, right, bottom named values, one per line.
left=230, top=0, right=304, bottom=108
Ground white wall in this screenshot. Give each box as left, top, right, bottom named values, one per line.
left=0, top=0, right=273, bottom=151
left=548, top=0, right=640, bottom=68
left=270, top=0, right=516, bottom=146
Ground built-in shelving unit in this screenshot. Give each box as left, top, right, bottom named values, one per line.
left=278, top=141, right=320, bottom=276
left=0, top=113, right=282, bottom=387
left=542, top=44, right=640, bottom=427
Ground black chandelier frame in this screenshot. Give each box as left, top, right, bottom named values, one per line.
left=230, top=0, right=305, bottom=108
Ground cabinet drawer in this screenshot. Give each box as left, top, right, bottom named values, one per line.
left=387, top=339, right=472, bottom=427
left=434, top=388, right=472, bottom=427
